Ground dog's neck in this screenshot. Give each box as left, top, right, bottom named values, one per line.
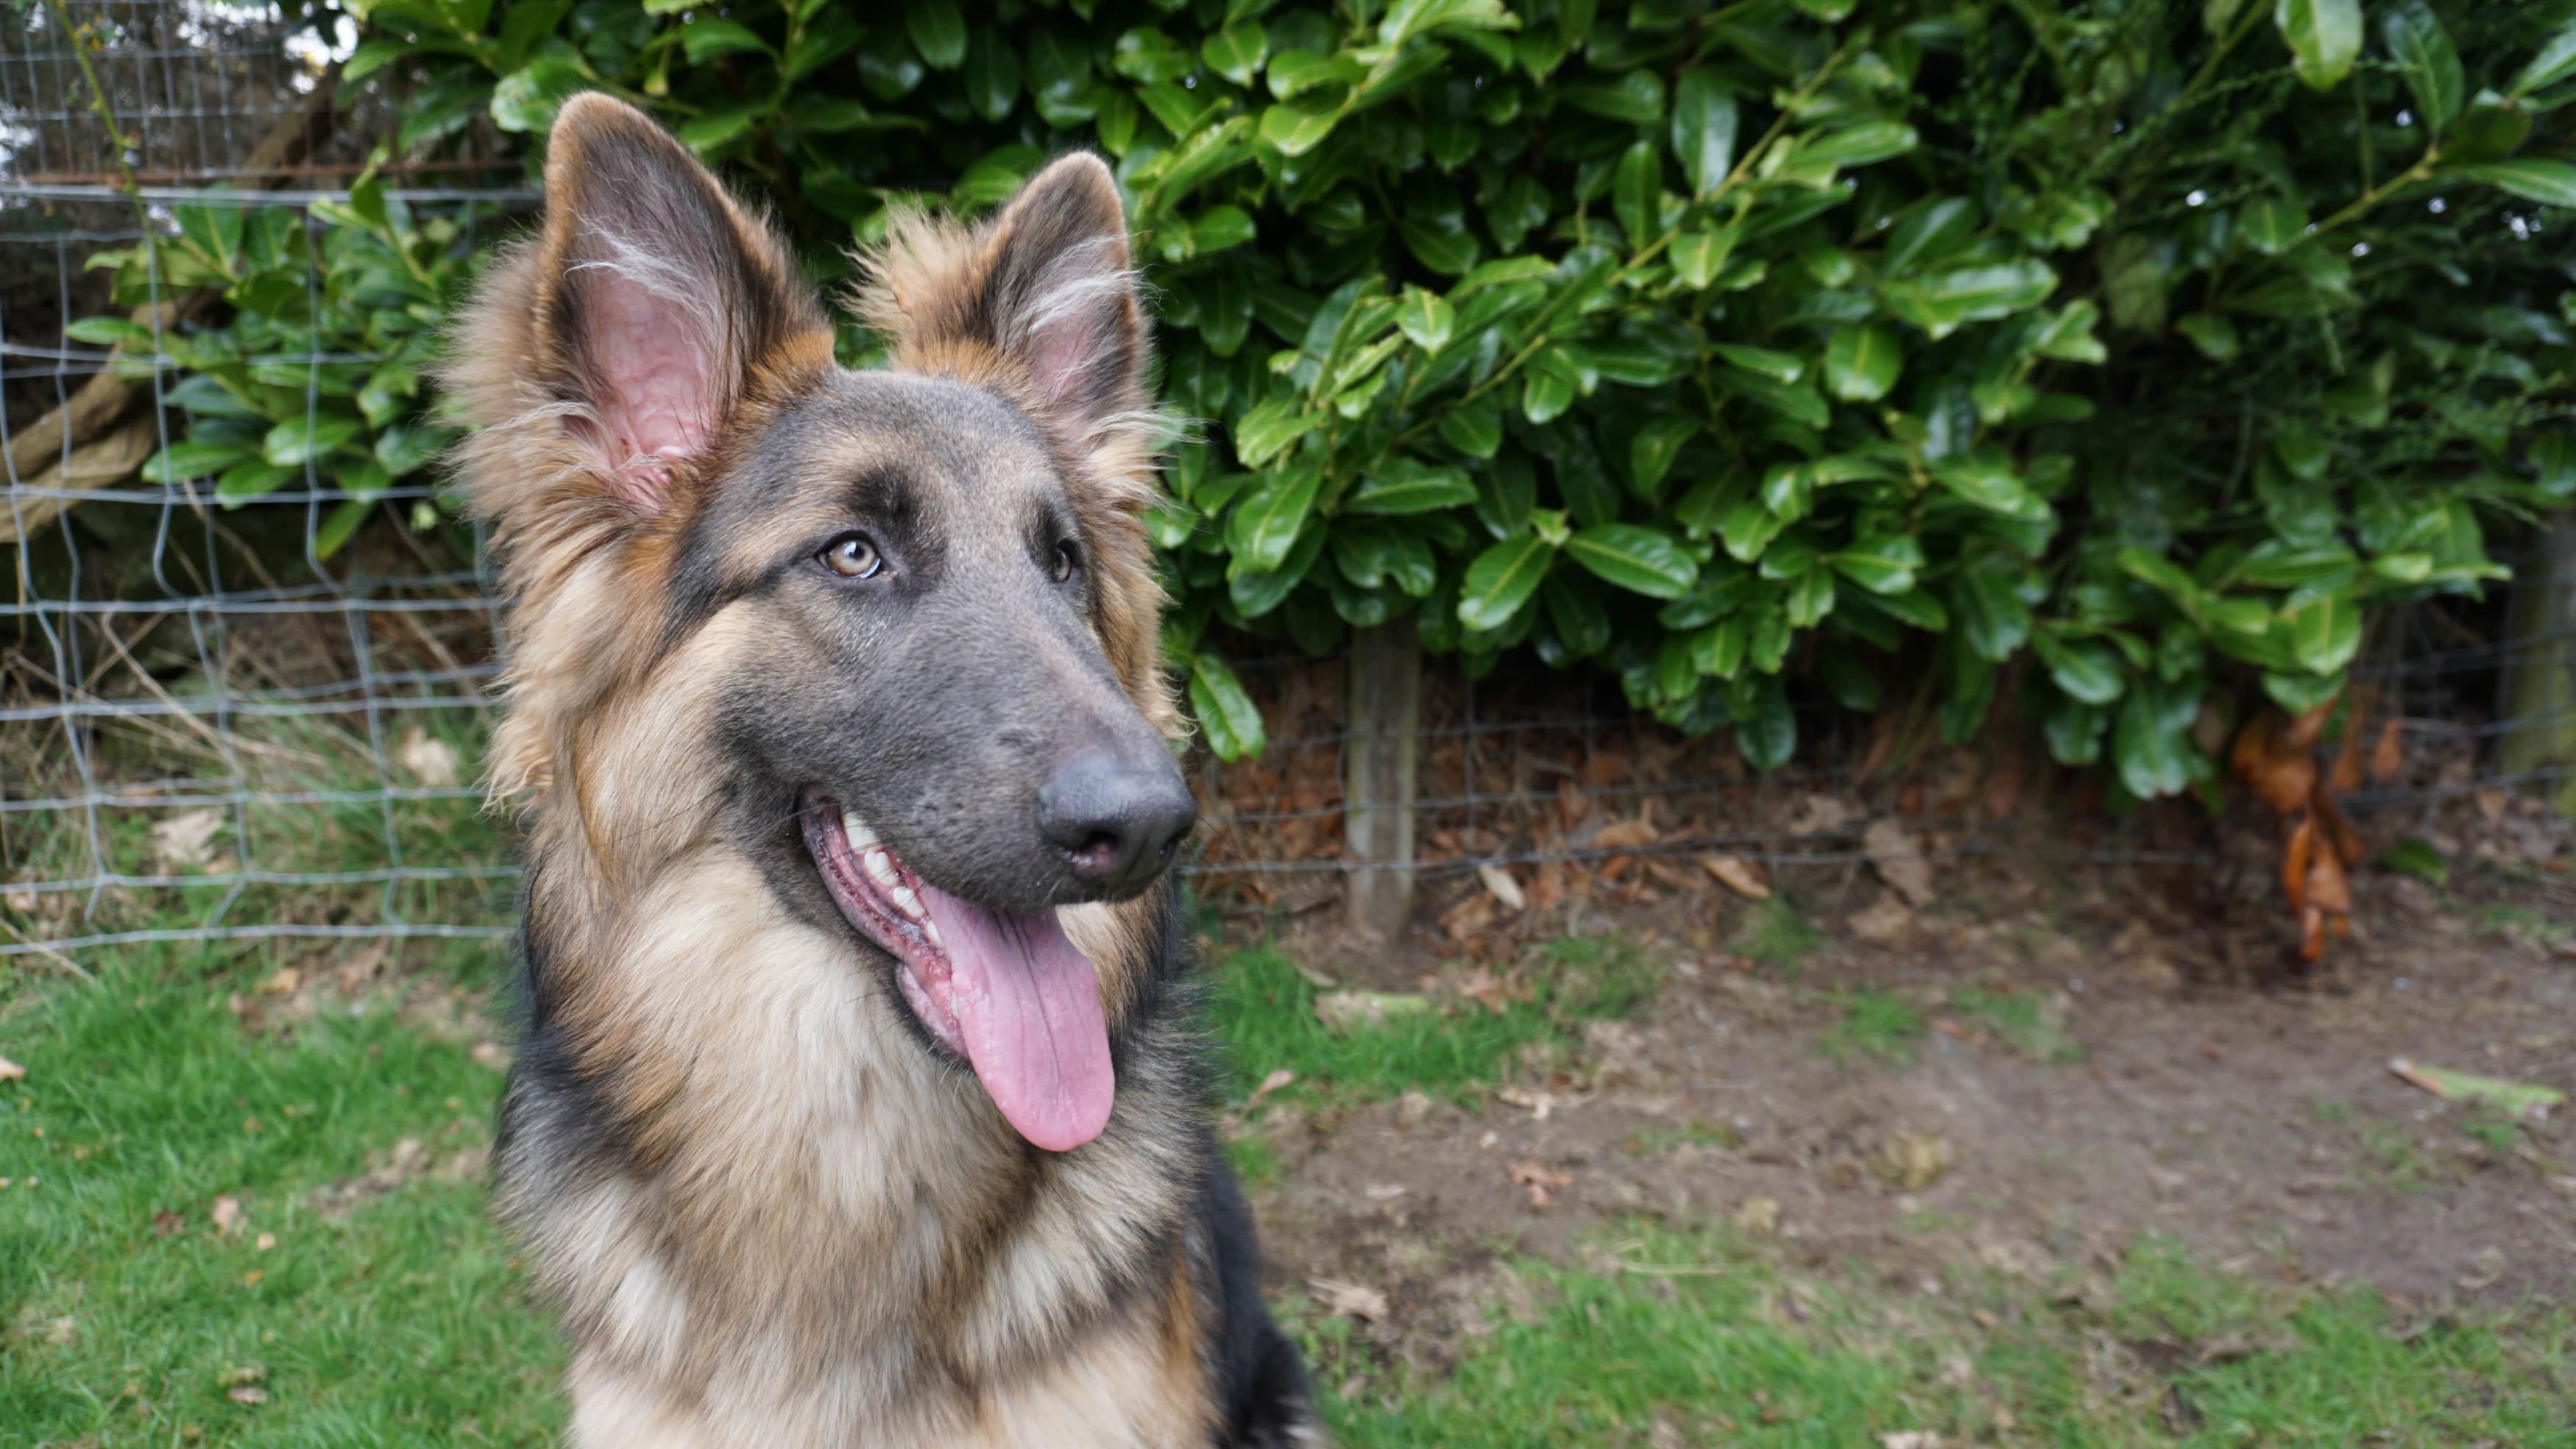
left=500, top=805, right=1203, bottom=1400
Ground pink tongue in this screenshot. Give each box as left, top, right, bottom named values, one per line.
left=916, top=883, right=1115, bottom=1152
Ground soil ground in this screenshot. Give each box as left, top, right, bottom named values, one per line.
left=1234, top=820, right=2576, bottom=1395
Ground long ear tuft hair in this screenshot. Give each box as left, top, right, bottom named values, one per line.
left=441, top=92, right=835, bottom=799
left=853, top=154, right=1164, bottom=509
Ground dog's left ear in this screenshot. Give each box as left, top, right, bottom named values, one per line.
left=863, top=154, right=1148, bottom=447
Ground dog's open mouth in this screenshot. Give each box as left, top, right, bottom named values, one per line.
left=800, top=796, right=1114, bottom=1152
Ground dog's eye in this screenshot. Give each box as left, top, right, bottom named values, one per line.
left=821, top=533, right=883, bottom=580
left=1050, top=539, right=1080, bottom=584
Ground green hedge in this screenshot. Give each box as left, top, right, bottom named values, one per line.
left=107, top=0, right=2576, bottom=793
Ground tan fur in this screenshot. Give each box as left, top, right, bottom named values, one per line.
left=448, top=96, right=1239, bottom=1446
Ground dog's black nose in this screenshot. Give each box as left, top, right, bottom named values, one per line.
left=1037, top=750, right=1197, bottom=890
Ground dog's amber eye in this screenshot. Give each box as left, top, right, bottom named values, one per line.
left=1050, top=540, right=1079, bottom=584
left=821, top=533, right=883, bottom=580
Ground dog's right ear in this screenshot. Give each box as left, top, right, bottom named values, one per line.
left=447, top=93, right=829, bottom=525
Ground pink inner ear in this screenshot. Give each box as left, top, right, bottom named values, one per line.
left=581, top=265, right=722, bottom=509
left=1024, top=309, right=1108, bottom=421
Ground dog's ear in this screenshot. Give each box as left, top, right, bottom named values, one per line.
left=476, top=93, right=828, bottom=514
left=863, top=154, right=1148, bottom=447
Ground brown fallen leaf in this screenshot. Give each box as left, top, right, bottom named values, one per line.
left=1245, top=1068, right=1295, bottom=1107
left=1700, top=853, right=1770, bottom=900
left=1592, top=816, right=1659, bottom=851
left=227, top=1386, right=269, bottom=1406
left=1863, top=819, right=1935, bottom=906
left=2369, top=717, right=2405, bottom=782
left=210, top=1195, right=244, bottom=1236
left=255, top=1232, right=277, bottom=1252
left=257, top=968, right=300, bottom=996
left=0, top=1053, right=24, bottom=1082
left=1734, top=1196, right=1781, bottom=1235
left=2232, top=712, right=2316, bottom=819
left=152, top=1209, right=184, bottom=1237
left=1847, top=894, right=1914, bottom=944
left=1507, top=1158, right=1574, bottom=1209
left=1476, top=862, right=1526, bottom=912
left=1309, top=1277, right=1390, bottom=1322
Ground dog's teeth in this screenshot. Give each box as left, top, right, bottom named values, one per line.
left=863, top=850, right=900, bottom=889
left=921, top=919, right=944, bottom=951
left=840, top=810, right=880, bottom=851
left=890, top=885, right=924, bottom=919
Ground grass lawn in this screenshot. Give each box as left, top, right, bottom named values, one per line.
left=5, top=938, right=2572, bottom=1446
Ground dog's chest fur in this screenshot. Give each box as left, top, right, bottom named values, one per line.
left=495, top=854, right=1217, bottom=1446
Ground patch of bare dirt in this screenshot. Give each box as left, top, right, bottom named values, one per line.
left=1243, top=839, right=2576, bottom=1375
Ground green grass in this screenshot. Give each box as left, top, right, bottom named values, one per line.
left=1, top=949, right=563, bottom=1445
left=1816, top=988, right=1927, bottom=1066
left=1208, top=934, right=1655, bottom=1109
left=1307, top=1227, right=2576, bottom=1448
left=1950, top=988, right=2082, bottom=1063
left=8, top=936, right=2576, bottom=1448
left=1733, top=896, right=1822, bottom=973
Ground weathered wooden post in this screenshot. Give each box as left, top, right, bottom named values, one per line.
left=1343, top=622, right=1421, bottom=938
left=2501, top=514, right=2576, bottom=815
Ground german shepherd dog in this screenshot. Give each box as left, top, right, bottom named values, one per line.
left=445, top=93, right=1317, bottom=1446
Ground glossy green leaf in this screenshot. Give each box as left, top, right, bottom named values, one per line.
left=261, top=413, right=365, bottom=468
left=1457, top=534, right=1556, bottom=630
left=2509, top=21, right=2576, bottom=98
left=905, top=0, right=968, bottom=70
left=1565, top=524, right=1697, bottom=600
left=2461, top=160, right=2576, bottom=208
left=1613, top=141, right=1660, bottom=251
left=1395, top=287, right=1456, bottom=353
left=2276, top=0, right=2363, bottom=91
left=1827, top=535, right=1923, bottom=595
left=2382, top=3, right=2463, bottom=135
left=1670, top=71, right=1738, bottom=196
left=1225, top=464, right=1321, bottom=572
left=1189, top=653, right=1268, bottom=761
left=1822, top=325, right=1901, bottom=403
left=2034, top=634, right=2126, bottom=705
left=2282, top=590, right=2362, bottom=673
left=1260, top=101, right=1339, bottom=156
left=1345, top=462, right=1476, bottom=514
left=1628, top=417, right=1699, bottom=500
left=1233, top=398, right=1314, bottom=468
left=1200, top=20, right=1267, bottom=87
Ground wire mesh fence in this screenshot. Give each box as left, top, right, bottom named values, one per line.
left=3, top=0, right=2572, bottom=964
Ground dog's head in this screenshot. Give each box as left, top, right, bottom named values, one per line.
left=449, top=94, right=1189, bottom=1152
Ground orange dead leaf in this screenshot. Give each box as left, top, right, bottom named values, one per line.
left=1699, top=853, right=1771, bottom=899
left=2232, top=712, right=2316, bottom=820
left=1507, top=1158, right=1574, bottom=1209
left=2312, top=789, right=2365, bottom=868
left=2282, top=816, right=2315, bottom=913
left=2328, top=716, right=2366, bottom=794
left=2304, top=844, right=2352, bottom=915
left=2369, top=717, right=2405, bottom=782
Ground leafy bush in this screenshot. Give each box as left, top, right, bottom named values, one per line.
left=109, top=0, right=2576, bottom=793
left=75, top=183, right=478, bottom=558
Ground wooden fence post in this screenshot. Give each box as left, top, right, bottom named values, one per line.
left=1343, top=623, right=1420, bottom=938
left=2501, top=514, right=2576, bottom=815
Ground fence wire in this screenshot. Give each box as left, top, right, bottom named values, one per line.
left=3, top=1, right=2572, bottom=963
